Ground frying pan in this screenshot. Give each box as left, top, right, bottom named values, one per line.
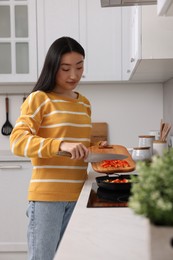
left=1, top=97, right=13, bottom=136
left=96, top=174, right=138, bottom=192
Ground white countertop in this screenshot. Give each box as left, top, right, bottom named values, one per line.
left=54, top=167, right=150, bottom=260
left=0, top=150, right=30, bottom=162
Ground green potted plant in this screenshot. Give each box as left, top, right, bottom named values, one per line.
left=129, top=148, right=173, bottom=260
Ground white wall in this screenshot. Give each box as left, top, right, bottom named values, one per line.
left=163, top=78, right=173, bottom=137
left=77, top=83, right=163, bottom=148
left=0, top=82, right=163, bottom=150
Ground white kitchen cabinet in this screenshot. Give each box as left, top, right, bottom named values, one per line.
left=37, top=0, right=122, bottom=82
left=0, top=160, right=31, bottom=259
left=0, top=0, right=37, bottom=84
left=157, top=0, right=173, bottom=16
left=122, top=6, right=141, bottom=80
left=36, top=0, right=80, bottom=75
left=142, top=5, right=173, bottom=59
left=79, top=0, right=121, bottom=82
left=125, top=5, right=173, bottom=83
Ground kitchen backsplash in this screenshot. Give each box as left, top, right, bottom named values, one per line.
left=0, top=82, right=164, bottom=150
left=163, top=78, right=173, bottom=137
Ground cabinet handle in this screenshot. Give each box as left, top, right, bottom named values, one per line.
left=82, top=75, right=85, bottom=78
left=130, top=58, right=135, bottom=63
left=127, top=69, right=131, bottom=73
left=0, top=165, right=22, bottom=169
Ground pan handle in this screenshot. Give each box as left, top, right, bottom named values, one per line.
left=6, top=97, right=9, bottom=113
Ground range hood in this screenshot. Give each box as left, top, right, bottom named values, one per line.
left=101, top=0, right=157, bottom=7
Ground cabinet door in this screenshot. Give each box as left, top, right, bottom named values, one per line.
left=122, top=6, right=141, bottom=80
left=130, top=7, right=141, bottom=71
left=142, top=5, right=173, bottom=59
left=0, top=162, right=31, bottom=255
left=37, top=0, right=79, bottom=75
left=128, top=5, right=173, bottom=82
left=157, top=0, right=173, bottom=16
left=37, top=0, right=122, bottom=82
left=79, top=0, right=122, bottom=82
left=0, top=0, right=37, bottom=84
left=122, top=7, right=132, bottom=80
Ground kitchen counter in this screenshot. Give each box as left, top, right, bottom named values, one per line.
left=54, top=166, right=150, bottom=260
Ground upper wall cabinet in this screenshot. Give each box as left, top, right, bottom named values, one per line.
left=122, top=6, right=141, bottom=81
left=36, top=0, right=80, bottom=76
left=37, top=0, right=122, bottom=82
left=79, top=0, right=121, bottom=82
left=0, top=0, right=37, bottom=84
left=157, top=0, right=173, bottom=16
left=123, top=5, right=173, bottom=83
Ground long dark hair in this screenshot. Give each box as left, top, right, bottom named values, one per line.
left=32, top=36, right=85, bottom=93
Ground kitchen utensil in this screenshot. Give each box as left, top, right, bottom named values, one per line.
left=1, top=97, right=13, bottom=136
left=57, top=151, right=127, bottom=162
left=95, top=174, right=138, bottom=192
left=161, top=124, right=171, bottom=141
left=89, top=145, right=136, bottom=173
left=160, top=119, right=164, bottom=140
left=159, top=120, right=171, bottom=141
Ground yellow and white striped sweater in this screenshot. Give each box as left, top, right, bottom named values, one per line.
left=10, top=91, right=92, bottom=201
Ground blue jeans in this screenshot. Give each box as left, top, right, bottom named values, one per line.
left=26, top=201, right=76, bottom=260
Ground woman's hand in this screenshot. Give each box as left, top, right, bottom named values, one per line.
left=59, top=142, right=89, bottom=160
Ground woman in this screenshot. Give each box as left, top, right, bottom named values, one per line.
left=10, top=37, right=92, bottom=260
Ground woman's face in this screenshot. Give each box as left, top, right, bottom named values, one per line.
left=55, top=51, right=84, bottom=93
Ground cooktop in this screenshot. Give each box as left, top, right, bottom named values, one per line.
left=87, top=183, right=130, bottom=208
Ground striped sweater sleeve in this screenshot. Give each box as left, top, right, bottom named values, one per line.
left=10, top=91, right=92, bottom=159
left=10, top=91, right=61, bottom=158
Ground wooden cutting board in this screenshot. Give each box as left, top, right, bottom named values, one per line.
left=91, top=122, right=108, bottom=145
left=89, top=145, right=136, bottom=174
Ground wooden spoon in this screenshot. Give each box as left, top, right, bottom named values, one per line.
left=162, top=124, right=171, bottom=141
left=160, top=119, right=163, bottom=140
